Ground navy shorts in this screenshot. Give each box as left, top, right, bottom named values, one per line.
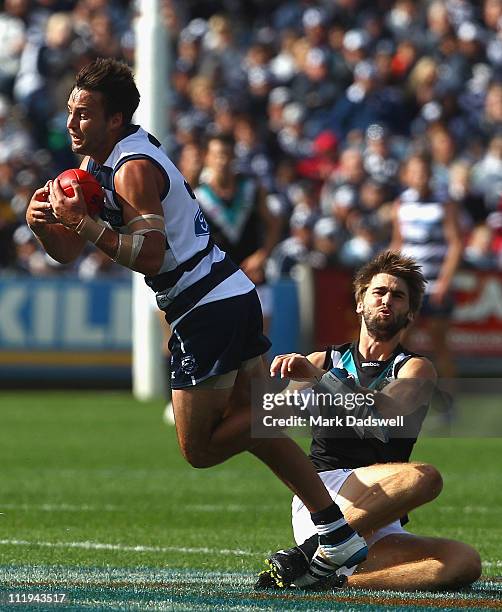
left=168, top=289, right=272, bottom=389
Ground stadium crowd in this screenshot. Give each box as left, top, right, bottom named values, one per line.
left=1, top=0, right=502, bottom=278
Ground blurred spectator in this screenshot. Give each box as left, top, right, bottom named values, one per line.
left=330, top=59, right=407, bottom=140
left=1, top=0, right=501, bottom=281
left=195, top=133, right=282, bottom=330
left=290, top=47, right=337, bottom=137
left=391, top=153, right=463, bottom=381
left=471, top=134, right=502, bottom=210
left=296, top=129, right=338, bottom=184
left=428, top=124, right=458, bottom=197
left=266, top=207, right=319, bottom=281
left=363, top=123, right=399, bottom=186
left=177, top=141, right=204, bottom=189
left=233, top=113, right=273, bottom=188
left=0, top=0, right=27, bottom=97
left=9, top=225, right=63, bottom=275
left=77, top=248, right=129, bottom=279
left=0, top=96, right=34, bottom=163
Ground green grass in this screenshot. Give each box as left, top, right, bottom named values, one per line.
left=0, top=391, right=500, bottom=610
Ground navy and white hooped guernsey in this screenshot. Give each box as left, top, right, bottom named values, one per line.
left=87, top=125, right=253, bottom=324
left=397, top=187, right=448, bottom=294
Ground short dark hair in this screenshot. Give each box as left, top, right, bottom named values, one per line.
left=74, top=58, right=140, bottom=125
left=353, top=251, right=426, bottom=316
left=205, top=132, right=235, bottom=150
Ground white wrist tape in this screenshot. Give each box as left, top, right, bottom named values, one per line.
left=113, top=233, right=145, bottom=268
left=75, top=215, right=107, bottom=244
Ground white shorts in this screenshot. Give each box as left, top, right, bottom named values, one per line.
left=291, top=468, right=407, bottom=576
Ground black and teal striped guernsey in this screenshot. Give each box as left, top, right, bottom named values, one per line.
left=309, top=342, right=428, bottom=472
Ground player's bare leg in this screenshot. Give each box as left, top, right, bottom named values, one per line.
left=256, top=462, right=445, bottom=590
left=336, top=462, right=444, bottom=535
left=348, top=534, right=481, bottom=590
left=173, top=356, right=368, bottom=581
left=172, top=357, right=334, bottom=511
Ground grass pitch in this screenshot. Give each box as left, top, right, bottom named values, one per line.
left=0, top=391, right=500, bottom=610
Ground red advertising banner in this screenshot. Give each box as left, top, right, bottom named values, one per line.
left=314, top=267, right=502, bottom=359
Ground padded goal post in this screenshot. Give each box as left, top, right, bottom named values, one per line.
left=132, top=0, right=169, bottom=400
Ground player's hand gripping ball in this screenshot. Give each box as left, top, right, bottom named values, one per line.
left=56, top=169, right=104, bottom=217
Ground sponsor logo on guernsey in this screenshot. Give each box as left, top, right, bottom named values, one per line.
left=361, top=361, right=381, bottom=367
left=194, top=208, right=210, bottom=236
left=181, top=355, right=197, bottom=375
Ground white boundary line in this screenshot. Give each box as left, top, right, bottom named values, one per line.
left=0, top=503, right=274, bottom=513
left=0, top=503, right=120, bottom=513
left=0, top=539, right=257, bottom=557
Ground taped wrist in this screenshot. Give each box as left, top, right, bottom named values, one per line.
left=75, top=215, right=106, bottom=244
left=113, top=233, right=145, bottom=268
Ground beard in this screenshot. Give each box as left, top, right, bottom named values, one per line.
left=362, top=306, right=410, bottom=341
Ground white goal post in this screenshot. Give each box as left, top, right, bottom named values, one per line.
left=132, top=0, right=169, bottom=400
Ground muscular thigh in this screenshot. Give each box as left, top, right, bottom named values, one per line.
left=336, top=463, right=416, bottom=509
left=172, top=387, right=232, bottom=450
left=227, top=355, right=268, bottom=416
left=172, top=356, right=267, bottom=447
left=356, top=534, right=456, bottom=573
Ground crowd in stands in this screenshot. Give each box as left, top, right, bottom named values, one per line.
left=1, top=0, right=502, bottom=279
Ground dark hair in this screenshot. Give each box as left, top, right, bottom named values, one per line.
left=354, top=250, right=426, bottom=316
left=204, top=132, right=235, bottom=150
left=404, top=150, right=432, bottom=170
left=74, top=58, right=140, bottom=125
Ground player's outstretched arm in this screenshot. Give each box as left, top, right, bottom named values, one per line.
left=270, top=352, right=325, bottom=383
left=271, top=352, right=437, bottom=418
left=377, top=356, right=437, bottom=416
left=26, top=184, right=87, bottom=264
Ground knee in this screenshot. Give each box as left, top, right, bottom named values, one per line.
left=454, top=545, right=482, bottom=586
left=443, top=543, right=482, bottom=587
left=412, top=463, right=443, bottom=503
left=179, top=445, right=214, bottom=469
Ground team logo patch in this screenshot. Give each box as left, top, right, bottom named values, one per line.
left=181, top=355, right=197, bottom=375
left=194, top=208, right=210, bottom=236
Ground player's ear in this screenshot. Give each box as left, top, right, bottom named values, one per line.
left=356, top=301, right=363, bottom=314
left=110, top=112, right=123, bottom=130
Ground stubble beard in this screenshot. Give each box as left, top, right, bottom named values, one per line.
left=363, top=306, right=409, bottom=342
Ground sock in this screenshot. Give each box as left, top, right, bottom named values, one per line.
left=310, top=502, right=355, bottom=545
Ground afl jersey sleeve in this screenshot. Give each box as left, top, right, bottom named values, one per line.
left=87, top=125, right=253, bottom=324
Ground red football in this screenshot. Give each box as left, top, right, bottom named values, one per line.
left=56, top=168, right=104, bottom=217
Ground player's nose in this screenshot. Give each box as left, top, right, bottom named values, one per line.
left=67, top=112, right=77, bottom=130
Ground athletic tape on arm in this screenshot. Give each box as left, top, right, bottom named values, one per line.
left=127, top=214, right=166, bottom=235
left=75, top=215, right=107, bottom=244
left=113, top=233, right=145, bottom=268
